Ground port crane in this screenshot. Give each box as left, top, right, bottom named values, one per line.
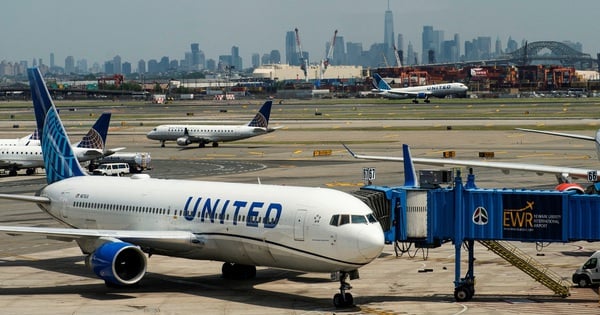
left=320, top=30, right=338, bottom=79
left=294, top=28, right=309, bottom=82
left=393, top=44, right=402, bottom=67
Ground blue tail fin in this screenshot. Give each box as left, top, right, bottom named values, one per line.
left=247, top=100, right=273, bottom=128
left=27, top=68, right=87, bottom=184
left=76, top=112, right=111, bottom=150
left=402, top=144, right=418, bottom=187
left=373, top=73, right=392, bottom=91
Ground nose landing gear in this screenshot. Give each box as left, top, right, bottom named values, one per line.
left=332, top=271, right=357, bottom=308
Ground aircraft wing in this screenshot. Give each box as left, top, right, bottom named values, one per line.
left=343, top=144, right=599, bottom=182
left=515, top=128, right=596, bottom=141
left=0, top=225, right=196, bottom=248
left=104, top=147, right=126, bottom=156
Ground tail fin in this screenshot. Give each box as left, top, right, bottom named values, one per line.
left=247, top=100, right=273, bottom=128
left=76, top=112, right=111, bottom=150
left=373, top=73, right=392, bottom=91
left=27, top=68, right=87, bottom=184
left=402, top=144, right=418, bottom=188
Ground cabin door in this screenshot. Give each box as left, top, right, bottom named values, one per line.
left=294, top=210, right=307, bottom=241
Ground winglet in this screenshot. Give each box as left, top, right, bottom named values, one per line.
left=402, top=144, right=418, bottom=187
left=77, top=112, right=111, bottom=150
left=342, top=143, right=358, bottom=158
left=247, top=100, right=273, bottom=128
left=27, top=67, right=87, bottom=184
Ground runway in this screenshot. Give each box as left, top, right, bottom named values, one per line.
left=1, top=99, right=600, bottom=314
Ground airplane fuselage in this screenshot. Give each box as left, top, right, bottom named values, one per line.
left=0, top=145, right=100, bottom=170
left=146, top=124, right=270, bottom=146
left=380, top=83, right=468, bottom=99
left=37, top=176, right=385, bottom=273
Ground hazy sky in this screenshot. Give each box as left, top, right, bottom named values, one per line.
left=2, top=0, right=599, bottom=68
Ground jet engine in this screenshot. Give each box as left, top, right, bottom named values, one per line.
left=90, top=241, right=147, bottom=286
left=416, top=92, right=427, bottom=99
left=176, top=137, right=191, bottom=146
left=555, top=183, right=584, bottom=194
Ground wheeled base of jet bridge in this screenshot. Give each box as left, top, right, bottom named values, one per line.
left=350, top=144, right=600, bottom=301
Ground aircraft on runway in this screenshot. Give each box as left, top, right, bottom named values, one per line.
left=0, top=68, right=384, bottom=309
left=0, top=112, right=116, bottom=176
left=372, top=73, right=468, bottom=103
left=343, top=143, right=600, bottom=194
left=146, top=100, right=279, bottom=148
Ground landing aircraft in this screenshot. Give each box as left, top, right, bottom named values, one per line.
left=372, top=73, right=468, bottom=103
left=0, top=112, right=114, bottom=176
left=0, top=68, right=384, bottom=308
left=343, top=144, right=600, bottom=193
left=146, top=100, right=279, bottom=148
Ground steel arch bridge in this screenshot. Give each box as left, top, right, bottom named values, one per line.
left=500, top=41, right=596, bottom=69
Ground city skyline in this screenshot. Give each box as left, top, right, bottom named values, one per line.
left=1, top=0, right=599, bottom=70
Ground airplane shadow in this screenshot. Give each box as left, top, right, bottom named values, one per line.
left=1, top=255, right=598, bottom=311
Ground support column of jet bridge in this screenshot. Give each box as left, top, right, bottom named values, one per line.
left=351, top=144, right=600, bottom=302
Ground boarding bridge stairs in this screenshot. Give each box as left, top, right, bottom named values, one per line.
left=478, top=240, right=570, bottom=297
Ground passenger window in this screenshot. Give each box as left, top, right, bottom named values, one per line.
left=351, top=215, right=367, bottom=224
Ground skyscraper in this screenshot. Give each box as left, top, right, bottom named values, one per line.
left=384, top=1, right=394, bottom=49
left=285, top=31, right=298, bottom=65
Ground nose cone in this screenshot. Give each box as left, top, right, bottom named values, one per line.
left=146, top=130, right=156, bottom=140
left=357, top=224, right=385, bottom=262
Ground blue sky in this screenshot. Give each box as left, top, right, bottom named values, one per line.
left=1, top=0, right=598, bottom=67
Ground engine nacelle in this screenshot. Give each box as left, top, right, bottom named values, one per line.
left=416, top=92, right=427, bottom=99
left=176, top=137, right=191, bottom=146
left=90, top=241, right=147, bottom=286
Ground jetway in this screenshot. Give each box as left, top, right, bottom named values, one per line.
left=350, top=144, right=600, bottom=301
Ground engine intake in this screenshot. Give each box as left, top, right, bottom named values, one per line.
left=176, top=137, right=191, bottom=146
left=90, top=241, right=147, bottom=286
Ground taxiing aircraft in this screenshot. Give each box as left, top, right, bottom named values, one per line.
left=0, top=68, right=384, bottom=308
left=0, top=112, right=114, bottom=176
left=372, top=73, right=468, bottom=103
left=146, top=100, right=279, bottom=147
left=343, top=143, right=600, bottom=193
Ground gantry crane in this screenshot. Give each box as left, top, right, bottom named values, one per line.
left=294, top=28, right=308, bottom=81
left=321, top=30, right=338, bottom=79
left=393, top=44, right=402, bottom=67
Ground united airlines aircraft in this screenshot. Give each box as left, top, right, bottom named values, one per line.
left=146, top=100, right=279, bottom=148
left=0, top=68, right=384, bottom=308
left=0, top=112, right=112, bottom=176
left=372, top=73, right=468, bottom=103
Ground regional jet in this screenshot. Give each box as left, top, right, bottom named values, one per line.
left=0, top=68, right=384, bottom=308
left=0, top=131, right=40, bottom=147
left=146, top=100, right=279, bottom=147
left=372, top=73, right=468, bottom=103
left=0, top=112, right=114, bottom=176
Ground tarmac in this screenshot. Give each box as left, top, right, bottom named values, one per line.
left=1, top=100, right=600, bottom=314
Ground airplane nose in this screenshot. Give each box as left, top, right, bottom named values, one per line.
left=357, top=225, right=385, bottom=261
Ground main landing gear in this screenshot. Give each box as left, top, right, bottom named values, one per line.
left=332, top=271, right=356, bottom=308
left=221, top=262, right=256, bottom=280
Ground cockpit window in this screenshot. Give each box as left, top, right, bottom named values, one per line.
left=351, top=215, right=367, bottom=224
left=330, top=213, right=377, bottom=226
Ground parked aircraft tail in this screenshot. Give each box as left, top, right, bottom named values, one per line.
left=76, top=112, right=111, bottom=150
left=27, top=67, right=87, bottom=184
left=373, top=73, right=392, bottom=91
left=247, top=100, right=273, bottom=128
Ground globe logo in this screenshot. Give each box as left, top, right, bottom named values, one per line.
left=472, top=206, right=488, bottom=225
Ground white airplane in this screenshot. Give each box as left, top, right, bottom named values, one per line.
left=146, top=100, right=279, bottom=148
left=372, top=73, right=468, bottom=103
left=0, top=68, right=385, bottom=308
left=0, top=131, right=39, bottom=147
left=343, top=143, right=600, bottom=194
left=0, top=112, right=114, bottom=176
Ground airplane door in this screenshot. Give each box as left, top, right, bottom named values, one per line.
left=294, top=210, right=307, bottom=241
left=60, top=192, right=70, bottom=219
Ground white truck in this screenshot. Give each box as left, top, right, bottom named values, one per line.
left=92, top=163, right=130, bottom=176
left=572, top=251, right=600, bottom=287
left=89, top=152, right=151, bottom=173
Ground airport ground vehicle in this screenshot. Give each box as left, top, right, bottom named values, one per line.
left=92, top=163, right=130, bottom=176
left=572, top=251, right=600, bottom=287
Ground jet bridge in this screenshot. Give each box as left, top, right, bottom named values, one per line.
left=350, top=144, right=600, bottom=301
